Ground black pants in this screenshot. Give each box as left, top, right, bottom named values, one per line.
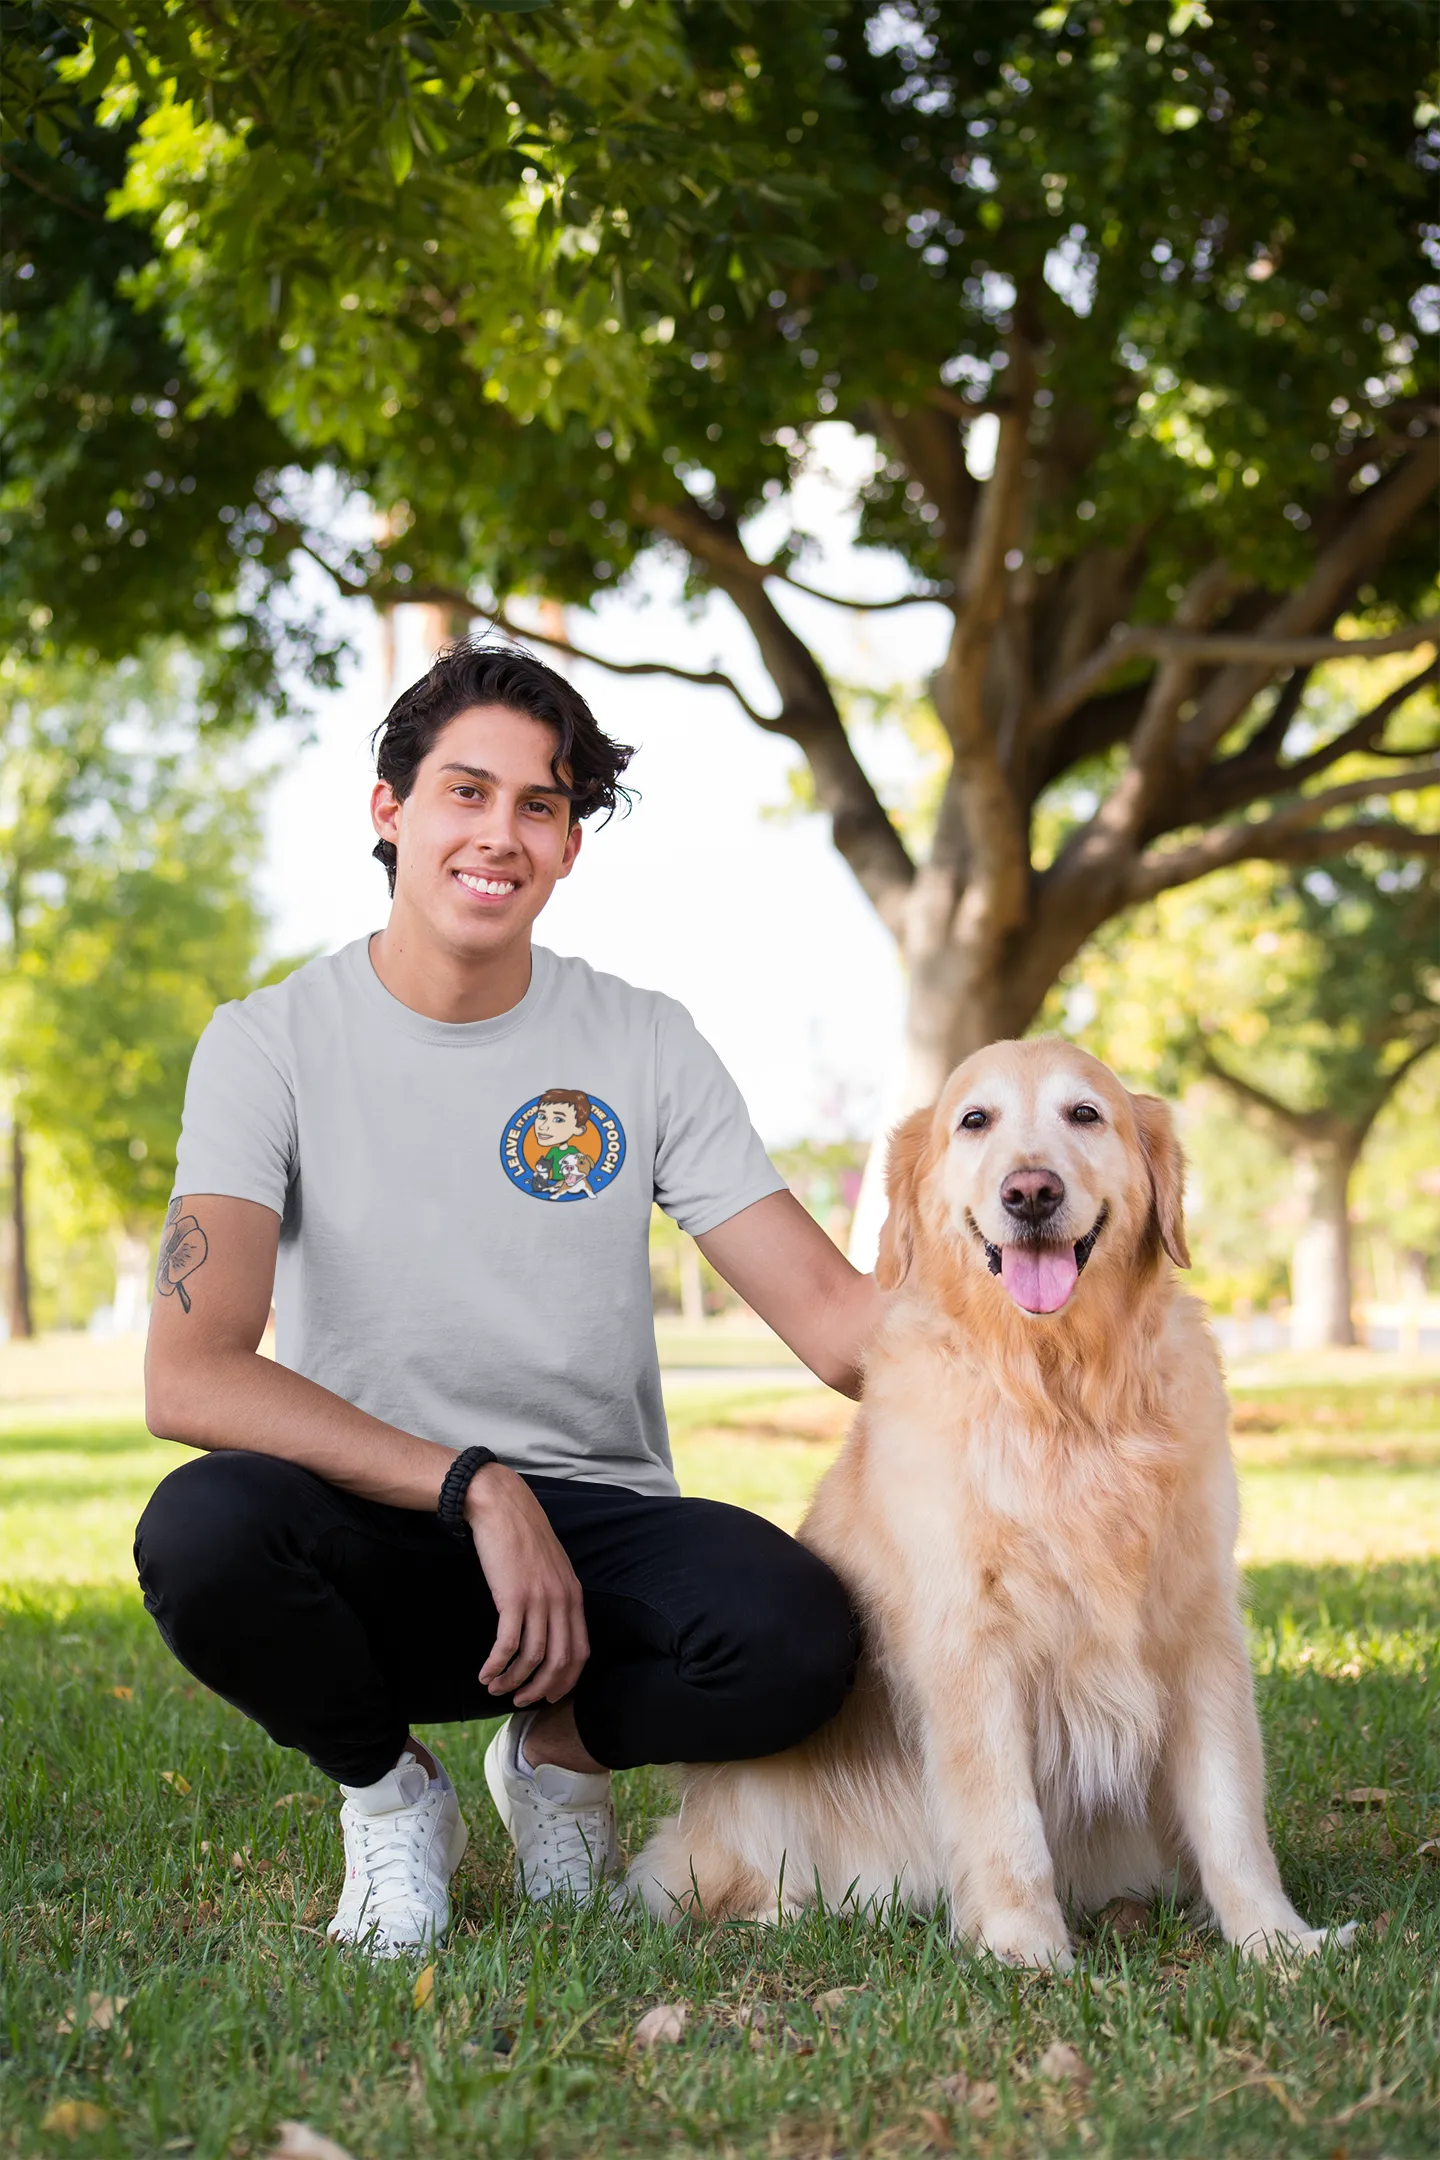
left=134, top=1451, right=857, bottom=1787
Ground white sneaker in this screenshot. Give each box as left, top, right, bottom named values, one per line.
left=327, top=1751, right=469, bottom=1957
left=484, top=1713, right=618, bottom=1903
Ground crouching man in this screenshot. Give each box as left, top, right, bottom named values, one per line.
left=136, top=641, right=876, bottom=1957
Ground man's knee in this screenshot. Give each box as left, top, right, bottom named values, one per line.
left=685, top=1519, right=858, bottom=1756
left=134, top=1451, right=312, bottom=1634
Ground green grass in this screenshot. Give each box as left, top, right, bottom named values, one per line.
left=3, top=1373, right=1439, bottom=2157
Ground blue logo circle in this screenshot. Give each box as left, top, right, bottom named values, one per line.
left=500, top=1090, right=626, bottom=1203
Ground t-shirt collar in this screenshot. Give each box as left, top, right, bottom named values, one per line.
left=346, top=935, right=555, bottom=1046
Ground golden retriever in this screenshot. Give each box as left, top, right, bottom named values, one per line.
left=631, top=1038, right=1348, bottom=1966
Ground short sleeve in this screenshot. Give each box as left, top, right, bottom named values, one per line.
left=652, top=1001, right=786, bottom=1236
left=172, top=1002, right=296, bottom=1218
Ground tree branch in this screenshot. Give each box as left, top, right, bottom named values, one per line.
left=1195, top=658, right=1438, bottom=821
left=628, top=501, right=917, bottom=931
left=1198, top=1048, right=1325, bottom=1148
left=1037, top=618, right=1440, bottom=737
left=1129, top=761, right=1440, bottom=900
left=1177, top=445, right=1440, bottom=771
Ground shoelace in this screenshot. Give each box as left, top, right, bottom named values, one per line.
left=530, top=1803, right=610, bottom=1883
left=349, top=1797, right=438, bottom=1904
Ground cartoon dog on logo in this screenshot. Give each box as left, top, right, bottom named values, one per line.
left=530, top=1089, right=598, bottom=1200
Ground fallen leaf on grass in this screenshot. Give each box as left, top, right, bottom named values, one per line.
left=40, top=2101, right=110, bottom=2136
left=1372, top=1910, right=1394, bottom=1939
left=111, top=1686, right=133, bottom=1701
left=1095, top=1896, right=1149, bottom=1938
left=813, top=1986, right=864, bottom=2013
left=55, top=1993, right=129, bottom=2036
left=160, top=1771, right=192, bottom=1795
left=938, top=2072, right=999, bottom=2119
left=264, top=2126, right=359, bottom=2160
left=412, top=1965, right=434, bottom=2011
left=1415, top=1837, right=1439, bottom=1860
left=632, top=2004, right=688, bottom=2049
left=1035, top=2041, right=1091, bottom=2091
left=913, top=2106, right=953, bottom=2150
left=1334, top=1787, right=1390, bottom=1808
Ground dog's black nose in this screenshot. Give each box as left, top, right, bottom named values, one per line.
left=1000, top=1167, right=1065, bottom=1225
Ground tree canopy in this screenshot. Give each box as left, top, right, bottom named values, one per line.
left=6, top=0, right=1437, bottom=1090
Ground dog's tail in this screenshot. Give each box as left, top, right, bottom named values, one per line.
left=627, top=1807, right=775, bottom=1924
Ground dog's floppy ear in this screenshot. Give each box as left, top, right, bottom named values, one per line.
left=875, top=1107, right=932, bottom=1290
left=1130, top=1092, right=1190, bottom=1268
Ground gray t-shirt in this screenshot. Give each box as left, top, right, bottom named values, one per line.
left=172, top=937, right=785, bottom=1494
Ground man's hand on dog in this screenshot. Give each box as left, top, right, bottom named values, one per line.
left=465, top=1465, right=590, bottom=1706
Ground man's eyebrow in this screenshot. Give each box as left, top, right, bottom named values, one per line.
left=438, top=762, right=568, bottom=797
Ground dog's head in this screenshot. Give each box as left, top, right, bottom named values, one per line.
left=876, top=1038, right=1188, bottom=1318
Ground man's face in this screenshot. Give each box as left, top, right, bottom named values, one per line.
left=535, top=1101, right=583, bottom=1147
left=370, top=704, right=582, bottom=959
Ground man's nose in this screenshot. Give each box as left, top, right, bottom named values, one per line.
left=1000, top=1166, right=1066, bottom=1226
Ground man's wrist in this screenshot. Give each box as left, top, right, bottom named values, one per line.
left=461, top=1457, right=510, bottom=1520
left=436, top=1445, right=500, bottom=1534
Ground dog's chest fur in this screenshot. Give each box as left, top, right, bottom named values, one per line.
left=822, top=1319, right=1224, bottom=1826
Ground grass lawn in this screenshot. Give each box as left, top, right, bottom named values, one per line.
left=2, top=1351, right=1438, bottom=2157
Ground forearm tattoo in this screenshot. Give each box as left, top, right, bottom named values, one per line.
left=155, top=1196, right=210, bottom=1315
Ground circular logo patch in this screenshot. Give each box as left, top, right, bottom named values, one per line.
left=500, top=1088, right=626, bottom=1202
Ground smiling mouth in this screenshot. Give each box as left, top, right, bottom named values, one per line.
left=454, top=869, right=518, bottom=900
left=968, top=1205, right=1109, bottom=1315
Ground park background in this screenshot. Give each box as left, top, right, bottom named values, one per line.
left=2, top=4, right=1439, bottom=2158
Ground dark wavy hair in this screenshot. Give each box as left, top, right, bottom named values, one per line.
left=370, top=639, right=635, bottom=894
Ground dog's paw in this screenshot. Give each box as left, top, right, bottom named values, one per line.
left=1235, top=1919, right=1358, bottom=1963
left=970, top=1917, right=1075, bottom=1974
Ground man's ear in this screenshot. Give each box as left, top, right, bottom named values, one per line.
left=875, top=1107, right=933, bottom=1290
left=1130, top=1093, right=1190, bottom=1269
left=557, top=817, right=583, bottom=879
left=371, top=779, right=402, bottom=848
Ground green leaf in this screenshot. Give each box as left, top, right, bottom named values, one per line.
left=417, top=0, right=465, bottom=30
left=381, top=110, right=415, bottom=184
left=367, top=0, right=411, bottom=27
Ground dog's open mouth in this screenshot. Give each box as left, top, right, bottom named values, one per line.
left=970, top=1207, right=1109, bottom=1315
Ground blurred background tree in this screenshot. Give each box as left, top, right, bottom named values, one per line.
left=0, top=650, right=285, bottom=1334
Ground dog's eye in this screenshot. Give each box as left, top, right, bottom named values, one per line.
left=958, top=1108, right=989, bottom=1132
left=1070, top=1103, right=1102, bottom=1126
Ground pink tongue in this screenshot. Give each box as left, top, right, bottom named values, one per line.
left=1000, top=1244, right=1079, bottom=1314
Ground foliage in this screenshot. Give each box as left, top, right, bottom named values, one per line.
left=0, top=10, right=350, bottom=722
left=5, top=1, right=1436, bottom=1071
left=0, top=650, right=281, bottom=1233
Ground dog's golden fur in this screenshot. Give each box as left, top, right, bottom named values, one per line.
left=631, top=1038, right=1342, bottom=1965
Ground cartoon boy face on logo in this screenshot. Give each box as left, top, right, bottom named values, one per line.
left=531, top=1089, right=598, bottom=1200
left=500, top=1088, right=627, bottom=1203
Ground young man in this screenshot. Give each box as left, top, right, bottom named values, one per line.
left=137, top=641, right=881, bottom=1957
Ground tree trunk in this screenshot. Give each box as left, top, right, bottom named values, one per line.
left=8, top=1117, right=33, bottom=1341
left=1288, top=1133, right=1361, bottom=1351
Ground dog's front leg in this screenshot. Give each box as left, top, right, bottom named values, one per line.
left=918, top=1659, right=1073, bottom=1972
left=1162, top=1625, right=1348, bottom=1960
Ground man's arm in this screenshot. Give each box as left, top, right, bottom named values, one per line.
left=145, top=1193, right=587, bottom=1707
left=696, top=1190, right=883, bottom=1399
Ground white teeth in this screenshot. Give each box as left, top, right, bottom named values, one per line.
left=455, top=871, right=517, bottom=896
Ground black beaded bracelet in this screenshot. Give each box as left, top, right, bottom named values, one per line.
left=436, top=1445, right=499, bottom=1536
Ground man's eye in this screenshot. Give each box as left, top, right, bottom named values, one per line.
left=1071, top=1103, right=1102, bottom=1125
left=958, top=1108, right=988, bottom=1132
left=524, top=799, right=554, bottom=815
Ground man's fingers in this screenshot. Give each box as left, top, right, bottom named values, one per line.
left=488, top=1606, right=548, bottom=1695
left=479, top=1610, right=524, bottom=1686
left=515, top=1602, right=580, bottom=1707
